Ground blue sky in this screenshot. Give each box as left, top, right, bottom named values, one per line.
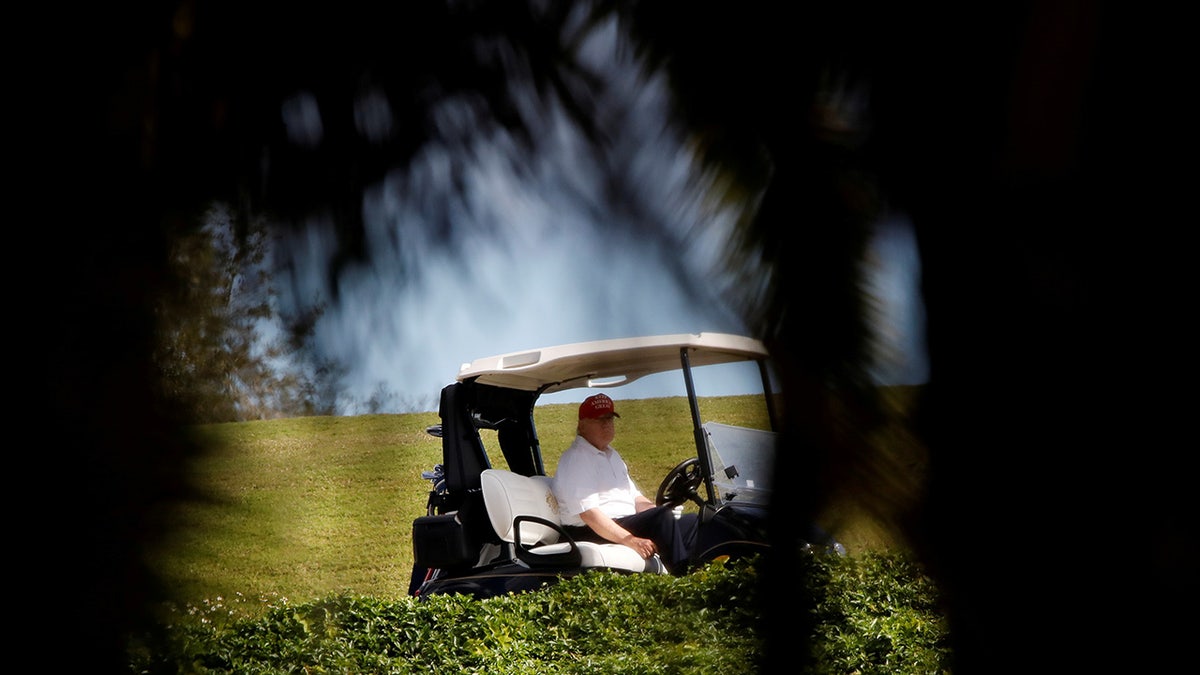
left=271, top=17, right=927, bottom=415
left=273, top=164, right=927, bottom=415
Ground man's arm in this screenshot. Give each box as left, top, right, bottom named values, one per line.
left=578, top=508, right=657, bottom=559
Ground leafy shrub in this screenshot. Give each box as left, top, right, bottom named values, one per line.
left=801, top=552, right=952, bottom=674
left=128, top=553, right=949, bottom=674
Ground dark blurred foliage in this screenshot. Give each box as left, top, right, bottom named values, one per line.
left=28, top=1, right=1192, bottom=672
left=154, top=212, right=344, bottom=422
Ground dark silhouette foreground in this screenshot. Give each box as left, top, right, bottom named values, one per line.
left=33, top=2, right=1192, bottom=672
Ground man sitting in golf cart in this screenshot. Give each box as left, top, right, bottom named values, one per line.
left=552, top=393, right=699, bottom=575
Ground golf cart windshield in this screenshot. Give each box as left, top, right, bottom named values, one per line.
left=705, top=422, right=776, bottom=507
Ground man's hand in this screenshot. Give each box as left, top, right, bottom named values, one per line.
left=580, top=508, right=657, bottom=558
left=622, top=533, right=657, bottom=559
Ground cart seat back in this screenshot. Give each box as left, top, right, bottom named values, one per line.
left=480, top=469, right=664, bottom=574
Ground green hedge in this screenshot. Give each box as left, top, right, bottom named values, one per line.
left=129, top=552, right=950, bottom=674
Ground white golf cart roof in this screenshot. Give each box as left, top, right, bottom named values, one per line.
left=456, top=332, right=769, bottom=394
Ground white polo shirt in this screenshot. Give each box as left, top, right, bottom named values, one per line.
left=552, top=435, right=645, bottom=527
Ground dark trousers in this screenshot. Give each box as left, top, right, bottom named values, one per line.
left=564, top=505, right=699, bottom=574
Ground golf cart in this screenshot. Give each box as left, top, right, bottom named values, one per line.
left=409, top=332, right=843, bottom=599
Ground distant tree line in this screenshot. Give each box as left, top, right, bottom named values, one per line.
left=152, top=205, right=343, bottom=423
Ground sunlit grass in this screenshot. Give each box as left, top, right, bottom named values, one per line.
left=149, top=395, right=913, bottom=619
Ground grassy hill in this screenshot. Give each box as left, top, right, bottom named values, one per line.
left=148, top=394, right=921, bottom=616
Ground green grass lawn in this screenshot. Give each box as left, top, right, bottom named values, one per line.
left=135, top=392, right=948, bottom=674
left=149, top=394, right=917, bottom=618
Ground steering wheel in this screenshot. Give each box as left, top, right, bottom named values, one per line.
left=655, top=457, right=705, bottom=508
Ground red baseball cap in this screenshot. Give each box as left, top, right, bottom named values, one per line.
left=579, top=393, right=620, bottom=420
